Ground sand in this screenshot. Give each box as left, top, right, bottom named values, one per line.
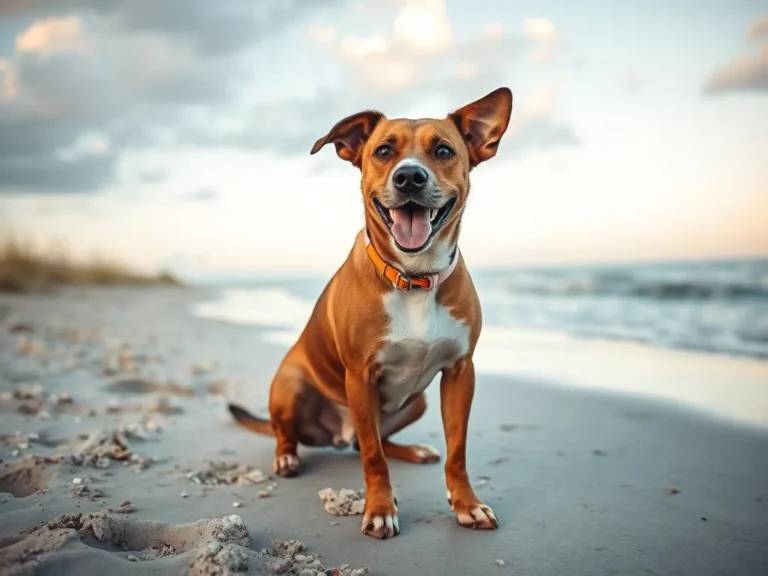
left=0, top=287, right=767, bottom=575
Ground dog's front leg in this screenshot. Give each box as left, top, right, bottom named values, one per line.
left=440, top=357, right=499, bottom=530
left=346, top=370, right=399, bottom=539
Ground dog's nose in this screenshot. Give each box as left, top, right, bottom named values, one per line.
left=392, top=165, right=428, bottom=194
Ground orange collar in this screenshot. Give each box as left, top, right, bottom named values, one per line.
left=364, top=230, right=459, bottom=291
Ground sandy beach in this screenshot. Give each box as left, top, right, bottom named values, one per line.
left=1, top=286, right=767, bottom=575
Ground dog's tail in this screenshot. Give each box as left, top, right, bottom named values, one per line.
left=227, top=403, right=274, bottom=437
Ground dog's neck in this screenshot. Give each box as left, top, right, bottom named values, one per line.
left=362, top=227, right=459, bottom=291
left=396, top=241, right=457, bottom=276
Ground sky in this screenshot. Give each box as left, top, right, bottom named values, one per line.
left=0, top=0, right=766, bottom=278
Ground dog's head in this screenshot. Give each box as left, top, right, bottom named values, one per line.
left=310, top=87, right=513, bottom=272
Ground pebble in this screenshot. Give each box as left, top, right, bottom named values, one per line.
left=18, top=442, right=29, bottom=450
left=258, top=490, right=270, bottom=498
left=127, top=554, right=138, bottom=562
left=180, top=492, right=188, bottom=498
left=232, top=501, right=241, bottom=508
left=72, top=478, right=83, bottom=485
left=495, top=559, right=506, bottom=566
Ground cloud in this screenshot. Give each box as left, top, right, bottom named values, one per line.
left=703, top=44, right=768, bottom=95
left=0, top=153, right=116, bottom=193
left=0, top=0, right=343, bottom=56
left=15, top=16, right=91, bottom=56
left=1, top=0, right=577, bottom=195
left=137, top=169, right=167, bottom=184
left=702, top=16, right=768, bottom=96
left=204, top=3, right=576, bottom=161
left=0, top=59, right=19, bottom=100
left=522, top=18, right=558, bottom=64
left=748, top=15, right=768, bottom=43
left=179, top=188, right=218, bottom=202
left=307, top=25, right=337, bottom=45
left=0, top=1, right=344, bottom=195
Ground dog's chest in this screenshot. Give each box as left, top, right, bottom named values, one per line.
left=376, top=290, right=470, bottom=413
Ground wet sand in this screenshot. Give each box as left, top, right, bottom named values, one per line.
left=0, top=287, right=767, bottom=575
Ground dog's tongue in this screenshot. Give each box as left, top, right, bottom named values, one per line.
left=390, top=206, right=432, bottom=250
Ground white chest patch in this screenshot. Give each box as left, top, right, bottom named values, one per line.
left=377, top=289, right=470, bottom=413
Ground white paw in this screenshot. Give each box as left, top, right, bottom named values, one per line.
left=414, top=444, right=440, bottom=462
left=455, top=504, right=499, bottom=530
left=273, top=454, right=300, bottom=477
left=361, top=512, right=400, bottom=539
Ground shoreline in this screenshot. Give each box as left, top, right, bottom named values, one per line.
left=1, top=287, right=767, bottom=575
left=191, top=289, right=768, bottom=430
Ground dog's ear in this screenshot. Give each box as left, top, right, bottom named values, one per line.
left=310, top=110, right=384, bottom=168
left=448, top=87, right=513, bottom=167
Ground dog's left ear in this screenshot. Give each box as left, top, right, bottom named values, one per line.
left=449, top=87, right=513, bottom=167
left=310, top=110, right=384, bottom=168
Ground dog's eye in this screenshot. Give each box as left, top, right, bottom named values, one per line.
left=374, top=145, right=393, bottom=159
left=435, top=144, right=455, bottom=158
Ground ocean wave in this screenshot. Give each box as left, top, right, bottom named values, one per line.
left=480, top=260, right=768, bottom=301
left=503, top=277, right=768, bottom=300
left=190, top=259, right=768, bottom=361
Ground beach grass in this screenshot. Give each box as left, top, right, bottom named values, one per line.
left=0, top=236, right=182, bottom=293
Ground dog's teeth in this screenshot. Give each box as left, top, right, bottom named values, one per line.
left=430, top=209, right=437, bottom=220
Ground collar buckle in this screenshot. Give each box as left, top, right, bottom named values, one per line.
left=393, top=271, right=412, bottom=291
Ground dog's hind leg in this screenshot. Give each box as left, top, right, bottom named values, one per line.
left=267, top=364, right=306, bottom=477
left=380, top=393, right=440, bottom=464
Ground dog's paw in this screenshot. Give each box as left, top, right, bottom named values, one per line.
left=361, top=496, right=400, bottom=539
left=452, top=501, right=498, bottom=530
left=382, top=441, right=441, bottom=464
left=447, top=489, right=498, bottom=530
left=412, top=444, right=441, bottom=463
left=272, top=453, right=300, bottom=477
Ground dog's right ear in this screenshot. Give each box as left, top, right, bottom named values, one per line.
left=310, top=110, right=384, bottom=168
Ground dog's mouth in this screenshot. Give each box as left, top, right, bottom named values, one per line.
left=373, top=197, right=456, bottom=253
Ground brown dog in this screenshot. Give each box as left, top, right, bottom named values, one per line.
left=228, top=87, right=513, bottom=539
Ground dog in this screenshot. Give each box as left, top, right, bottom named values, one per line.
left=227, top=86, right=513, bottom=539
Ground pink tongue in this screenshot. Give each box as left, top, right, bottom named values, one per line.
left=390, top=206, right=432, bottom=250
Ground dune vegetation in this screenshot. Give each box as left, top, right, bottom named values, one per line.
left=0, top=237, right=181, bottom=293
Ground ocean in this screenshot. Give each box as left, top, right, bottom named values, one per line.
left=191, top=258, right=768, bottom=361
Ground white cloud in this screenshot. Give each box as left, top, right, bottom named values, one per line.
left=392, top=0, right=453, bottom=57
left=313, top=0, right=534, bottom=95
left=307, top=25, right=337, bottom=45
left=481, top=22, right=504, bottom=43
left=522, top=18, right=557, bottom=42
left=522, top=17, right=558, bottom=64
left=0, top=59, right=19, bottom=100
left=15, top=16, right=92, bottom=56
left=56, top=133, right=112, bottom=162
left=455, top=60, right=476, bottom=80
left=328, top=0, right=456, bottom=93
left=521, top=84, right=559, bottom=119
left=338, top=35, right=391, bottom=61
